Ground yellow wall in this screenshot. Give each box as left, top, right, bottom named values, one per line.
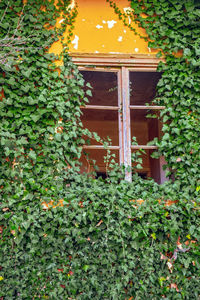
left=51, top=0, right=158, bottom=56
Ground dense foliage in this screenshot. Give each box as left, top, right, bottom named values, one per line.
left=1, top=175, right=200, bottom=299
left=0, top=0, right=200, bottom=299
left=0, top=0, right=86, bottom=211
left=107, top=0, right=200, bottom=194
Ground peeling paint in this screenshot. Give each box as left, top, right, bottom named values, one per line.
left=95, top=51, right=99, bottom=53
left=96, top=24, right=103, bottom=29
left=68, top=0, right=75, bottom=11
left=118, top=36, right=123, bottom=42
left=134, top=48, right=139, bottom=52
left=148, top=47, right=151, bottom=52
left=123, top=7, right=133, bottom=14
left=62, top=0, right=159, bottom=55
left=109, top=52, right=121, bottom=54
left=123, top=7, right=134, bottom=24
left=107, top=20, right=117, bottom=29
left=72, top=35, right=79, bottom=50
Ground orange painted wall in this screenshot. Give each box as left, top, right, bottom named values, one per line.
left=50, top=0, right=158, bottom=56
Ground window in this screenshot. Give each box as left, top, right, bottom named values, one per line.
left=72, top=55, right=167, bottom=183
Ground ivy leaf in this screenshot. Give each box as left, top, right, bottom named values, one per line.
left=31, top=115, right=41, bottom=122
left=7, top=78, right=16, bottom=85
left=86, top=89, right=92, bottom=97
left=21, top=85, right=30, bottom=93
left=195, top=47, right=200, bottom=56
left=29, top=150, right=36, bottom=160
left=189, top=225, right=195, bottom=235
left=86, top=82, right=92, bottom=88
left=1, top=22, right=10, bottom=29
left=156, top=51, right=162, bottom=58
left=83, top=265, right=89, bottom=272
left=22, top=69, right=32, bottom=78
left=184, top=48, right=191, bottom=56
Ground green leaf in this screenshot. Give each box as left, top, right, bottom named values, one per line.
left=29, top=150, right=36, bottom=160
left=86, top=89, right=92, bottom=97
left=7, top=78, right=16, bottom=85
left=189, top=225, right=195, bottom=235
left=22, top=69, right=32, bottom=78
left=31, top=115, right=41, bottom=122
left=184, top=48, right=191, bottom=56
left=83, top=265, right=89, bottom=272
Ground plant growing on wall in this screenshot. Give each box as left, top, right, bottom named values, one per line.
left=0, top=0, right=84, bottom=203
left=107, top=0, right=200, bottom=195
left=0, top=0, right=199, bottom=299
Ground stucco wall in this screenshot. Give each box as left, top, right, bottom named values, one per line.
left=50, top=0, right=158, bottom=56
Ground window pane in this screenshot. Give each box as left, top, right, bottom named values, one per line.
left=80, top=149, right=119, bottom=174
left=130, top=110, right=161, bottom=145
left=132, top=150, right=162, bottom=183
left=81, top=110, right=119, bottom=145
left=130, top=72, right=161, bottom=105
left=80, top=71, right=118, bottom=106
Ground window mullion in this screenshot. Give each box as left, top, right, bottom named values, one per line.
left=122, top=67, right=132, bottom=181
left=118, top=69, right=124, bottom=166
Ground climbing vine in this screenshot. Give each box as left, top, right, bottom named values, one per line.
left=0, top=0, right=200, bottom=299
left=0, top=0, right=88, bottom=208
left=107, top=0, right=200, bottom=194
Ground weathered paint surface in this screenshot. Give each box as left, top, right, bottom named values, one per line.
left=50, top=0, right=158, bottom=55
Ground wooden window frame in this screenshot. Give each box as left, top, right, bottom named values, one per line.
left=72, top=54, right=165, bottom=181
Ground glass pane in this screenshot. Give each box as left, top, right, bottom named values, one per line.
left=130, top=110, right=161, bottom=145
left=81, top=109, right=119, bottom=146
left=130, top=72, right=161, bottom=105
left=80, top=71, right=118, bottom=106
left=80, top=149, right=119, bottom=174
left=132, top=150, right=162, bottom=183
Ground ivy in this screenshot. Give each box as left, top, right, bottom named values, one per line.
left=107, top=0, right=200, bottom=194
left=0, top=0, right=200, bottom=299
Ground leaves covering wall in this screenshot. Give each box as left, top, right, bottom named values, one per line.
left=0, top=0, right=200, bottom=299
left=0, top=0, right=86, bottom=205
left=107, top=0, right=200, bottom=194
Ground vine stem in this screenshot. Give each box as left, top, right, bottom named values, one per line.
left=0, top=0, right=10, bottom=24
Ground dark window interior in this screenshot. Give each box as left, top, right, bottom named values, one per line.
left=80, top=69, right=166, bottom=183
left=81, top=71, right=118, bottom=106
left=130, top=72, right=161, bottom=105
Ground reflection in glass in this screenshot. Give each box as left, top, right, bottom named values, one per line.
left=80, top=149, right=119, bottom=174
left=132, top=150, right=162, bottom=183
left=80, top=70, right=118, bottom=106
left=130, top=72, right=161, bottom=105
left=81, top=110, right=119, bottom=145
left=130, top=110, right=161, bottom=145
